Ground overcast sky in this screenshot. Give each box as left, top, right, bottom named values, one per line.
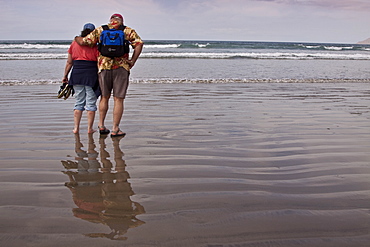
left=1, top=0, right=370, bottom=43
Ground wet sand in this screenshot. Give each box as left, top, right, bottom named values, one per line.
left=0, top=82, right=370, bottom=247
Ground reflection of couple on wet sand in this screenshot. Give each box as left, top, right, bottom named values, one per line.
left=61, top=134, right=145, bottom=240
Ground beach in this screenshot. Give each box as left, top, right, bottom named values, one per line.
left=0, top=82, right=369, bottom=247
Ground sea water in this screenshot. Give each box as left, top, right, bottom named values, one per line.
left=1, top=40, right=370, bottom=85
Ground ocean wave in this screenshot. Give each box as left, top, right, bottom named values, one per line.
left=297, top=44, right=362, bottom=51
left=324, top=46, right=354, bottom=51
left=2, top=78, right=370, bottom=86
left=0, top=43, right=70, bottom=49
left=0, top=42, right=211, bottom=50
left=302, top=45, right=321, bottom=49
left=0, top=53, right=67, bottom=60
left=140, top=52, right=370, bottom=60
left=1, top=40, right=369, bottom=52
left=144, top=44, right=181, bottom=49
left=144, top=43, right=211, bottom=49
left=194, top=43, right=211, bottom=48
left=130, top=78, right=370, bottom=84
left=1, top=51, right=370, bottom=60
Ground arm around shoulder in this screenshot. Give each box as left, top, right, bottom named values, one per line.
left=74, top=36, right=86, bottom=46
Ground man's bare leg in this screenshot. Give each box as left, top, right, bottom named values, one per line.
left=99, top=96, right=110, bottom=130
left=111, top=96, right=125, bottom=136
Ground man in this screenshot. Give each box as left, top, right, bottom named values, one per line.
left=75, top=13, right=143, bottom=138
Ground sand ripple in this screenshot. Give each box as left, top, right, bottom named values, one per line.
left=0, top=83, right=369, bottom=246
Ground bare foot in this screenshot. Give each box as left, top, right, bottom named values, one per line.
left=73, top=128, right=79, bottom=134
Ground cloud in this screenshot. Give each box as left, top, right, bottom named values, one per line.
left=0, top=0, right=369, bottom=42
left=254, top=0, right=370, bottom=11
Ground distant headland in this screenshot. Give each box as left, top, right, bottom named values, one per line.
left=357, top=38, right=370, bottom=44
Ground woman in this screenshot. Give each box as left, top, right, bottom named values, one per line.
left=63, top=23, right=99, bottom=134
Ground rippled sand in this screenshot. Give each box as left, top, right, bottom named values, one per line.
left=0, top=83, right=369, bottom=247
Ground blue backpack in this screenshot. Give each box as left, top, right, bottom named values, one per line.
left=98, top=25, right=130, bottom=58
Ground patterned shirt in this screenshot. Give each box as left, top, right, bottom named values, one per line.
left=83, top=24, right=143, bottom=72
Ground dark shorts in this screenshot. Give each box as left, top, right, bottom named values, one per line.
left=98, top=67, right=130, bottom=98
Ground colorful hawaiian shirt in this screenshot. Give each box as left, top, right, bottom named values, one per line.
left=83, top=24, right=143, bottom=72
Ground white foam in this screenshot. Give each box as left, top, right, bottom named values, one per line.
left=195, top=43, right=210, bottom=48
left=324, top=46, right=354, bottom=51
left=144, top=44, right=180, bottom=49
left=0, top=43, right=70, bottom=49
left=139, top=52, right=370, bottom=60
left=0, top=53, right=67, bottom=60
left=2, top=51, right=370, bottom=60
left=2, top=78, right=370, bottom=86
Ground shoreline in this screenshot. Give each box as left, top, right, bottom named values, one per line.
left=1, top=78, right=370, bottom=86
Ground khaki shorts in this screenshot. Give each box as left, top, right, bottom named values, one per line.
left=98, top=67, right=130, bottom=98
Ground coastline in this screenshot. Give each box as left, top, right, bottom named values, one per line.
left=1, top=82, right=370, bottom=247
